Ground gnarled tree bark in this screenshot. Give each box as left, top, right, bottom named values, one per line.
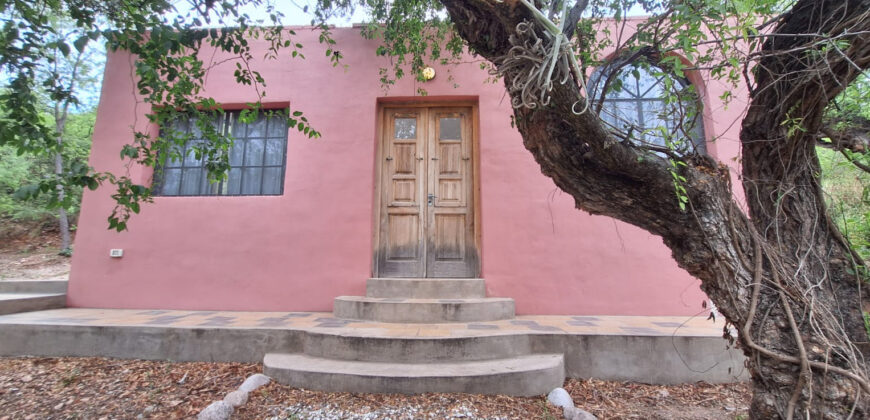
left=439, top=0, right=870, bottom=417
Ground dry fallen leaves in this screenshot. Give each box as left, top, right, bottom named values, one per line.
left=0, top=357, right=749, bottom=419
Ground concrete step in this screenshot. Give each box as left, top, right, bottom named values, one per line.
left=333, top=296, right=515, bottom=323
left=0, top=293, right=66, bottom=315
left=302, top=331, right=532, bottom=363
left=263, top=352, right=565, bottom=396
left=0, top=280, right=68, bottom=294
left=366, top=278, right=486, bottom=299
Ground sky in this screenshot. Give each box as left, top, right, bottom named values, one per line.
left=174, top=0, right=370, bottom=27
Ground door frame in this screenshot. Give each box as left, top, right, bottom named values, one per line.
left=371, top=100, right=482, bottom=278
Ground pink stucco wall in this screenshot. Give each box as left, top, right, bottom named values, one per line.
left=69, top=25, right=748, bottom=315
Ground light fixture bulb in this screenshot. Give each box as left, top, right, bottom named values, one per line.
left=422, top=67, right=436, bottom=80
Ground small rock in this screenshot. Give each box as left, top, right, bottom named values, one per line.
left=564, top=406, right=598, bottom=420
left=144, top=405, right=157, bottom=413
left=223, top=390, right=249, bottom=407
left=20, top=375, right=33, bottom=383
left=547, top=387, right=575, bottom=409
left=53, top=402, right=64, bottom=410
left=197, top=401, right=233, bottom=420
left=657, top=389, right=670, bottom=398
left=238, top=374, right=271, bottom=393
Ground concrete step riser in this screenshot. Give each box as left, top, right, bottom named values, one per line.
left=302, top=332, right=533, bottom=363
left=366, top=278, right=486, bottom=299
left=263, top=353, right=565, bottom=397
left=0, top=281, right=68, bottom=294
left=0, top=294, right=66, bottom=316
left=333, top=297, right=515, bottom=323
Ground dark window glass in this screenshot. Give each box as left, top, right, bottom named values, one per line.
left=154, top=110, right=288, bottom=196
left=589, top=57, right=706, bottom=154
left=439, top=118, right=461, bottom=140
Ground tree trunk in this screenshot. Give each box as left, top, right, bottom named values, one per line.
left=439, top=0, right=870, bottom=417
left=55, top=150, right=71, bottom=252
left=738, top=1, right=870, bottom=416
left=54, top=99, right=71, bottom=254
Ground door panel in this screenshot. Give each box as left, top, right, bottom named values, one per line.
left=386, top=213, right=420, bottom=259
left=378, top=109, right=426, bottom=277
left=377, top=106, right=477, bottom=278
left=427, top=108, right=476, bottom=277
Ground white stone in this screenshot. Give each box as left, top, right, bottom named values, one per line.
left=223, top=390, right=249, bottom=407
left=197, top=401, right=233, bottom=420
left=547, top=387, right=575, bottom=409
left=564, top=406, right=598, bottom=420
left=239, top=373, right=271, bottom=393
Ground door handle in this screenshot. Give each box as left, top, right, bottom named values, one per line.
left=427, top=193, right=436, bottom=206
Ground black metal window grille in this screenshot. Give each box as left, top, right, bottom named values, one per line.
left=155, top=110, right=289, bottom=196
left=589, top=57, right=706, bottom=154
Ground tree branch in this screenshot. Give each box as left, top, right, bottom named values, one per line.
left=561, top=0, right=587, bottom=40
left=820, top=125, right=869, bottom=152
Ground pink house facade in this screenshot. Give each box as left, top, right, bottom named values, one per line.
left=69, top=25, right=746, bottom=317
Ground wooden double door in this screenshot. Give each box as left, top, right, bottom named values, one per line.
left=376, top=106, right=478, bottom=278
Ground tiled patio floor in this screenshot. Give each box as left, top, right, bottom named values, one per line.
left=0, top=307, right=728, bottom=338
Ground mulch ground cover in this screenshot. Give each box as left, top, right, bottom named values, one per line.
left=0, top=357, right=750, bottom=419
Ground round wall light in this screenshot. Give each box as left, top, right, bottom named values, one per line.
left=422, top=67, right=436, bottom=81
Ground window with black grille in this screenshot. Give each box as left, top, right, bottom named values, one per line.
left=588, top=54, right=706, bottom=154
left=155, top=110, right=288, bottom=196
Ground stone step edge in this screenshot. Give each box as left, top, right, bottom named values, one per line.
left=0, top=280, right=68, bottom=294
left=0, top=293, right=67, bottom=316
left=263, top=352, right=565, bottom=396
left=366, top=278, right=487, bottom=299
left=368, top=278, right=486, bottom=281
left=0, top=293, right=67, bottom=299
left=335, top=296, right=512, bottom=304
left=333, top=295, right=516, bottom=323
left=301, top=330, right=533, bottom=363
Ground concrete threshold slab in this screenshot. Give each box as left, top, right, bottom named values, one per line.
left=0, top=308, right=748, bottom=384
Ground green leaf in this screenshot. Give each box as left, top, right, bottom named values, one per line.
left=57, top=41, right=70, bottom=57
left=73, top=36, right=89, bottom=53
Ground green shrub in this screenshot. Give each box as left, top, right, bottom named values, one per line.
left=818, top=147, right=870, bottom=261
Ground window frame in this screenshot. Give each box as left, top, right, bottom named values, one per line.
left=588, top=53, right=707, bottom=154
left=153, top=109, right=290, bottom=197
